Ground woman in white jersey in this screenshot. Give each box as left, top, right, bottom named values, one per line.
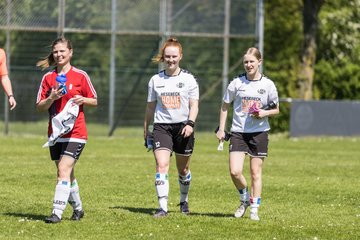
left=216, top=47, right=279, bottom=221
left=144, top=38, right=199, bottom=217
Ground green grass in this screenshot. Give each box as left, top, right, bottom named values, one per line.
left=0, top=122, right=359, bottom=239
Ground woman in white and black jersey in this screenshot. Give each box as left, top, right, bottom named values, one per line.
left=144, top=38, right=199, bottom=217
left=216, top=47, right=279, bottom=221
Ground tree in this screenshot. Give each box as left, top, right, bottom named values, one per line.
left=314, top=0, right=360, bottom=100
left=297, top=0, right=325, bottom=100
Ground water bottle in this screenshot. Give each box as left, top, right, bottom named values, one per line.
left=56, top=74, right=67, bottom=95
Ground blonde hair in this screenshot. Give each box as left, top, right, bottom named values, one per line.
left=244, top=47, right=262, bottom=60
left=36, top=37, right=73, bottom=70
left=152, top=38, right=183, bottom=63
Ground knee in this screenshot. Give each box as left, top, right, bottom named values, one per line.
left=230, top=169, right=243, bottom=179
left=178, top=168, right=189, bottom=176
left=250, top=168, right=261, bottom=182
left=57, top=165, right=71, bottom=179
left=156, top=160, right=169, bottom=173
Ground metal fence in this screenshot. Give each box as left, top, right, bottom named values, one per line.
left=0, top=0, right=262, bottom=135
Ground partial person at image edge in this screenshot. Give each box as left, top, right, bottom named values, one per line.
left=0, top=48, right=17, bottom=110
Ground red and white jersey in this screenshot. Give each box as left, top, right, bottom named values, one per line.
left=224, top=73, right=278, bottom=133
left=36, top=66, right=97, bottom=142
left=147, top=69, right=199, bottom=124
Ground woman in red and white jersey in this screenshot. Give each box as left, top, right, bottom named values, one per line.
left=36, top=37, right=97, bottom=223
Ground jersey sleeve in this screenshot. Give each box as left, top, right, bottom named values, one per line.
left=223, top=79, right=236, bottom=104
left=268, top=81, right=279, bottom=104
left=147, top=77, right=156, bottom=102
left=36, top=74, right=51, bottom=104
left=188, top=76, right=199, bottom=100
left=82, top=72, right=97, bottom=99
left=0, top=49, right=8, bottom=76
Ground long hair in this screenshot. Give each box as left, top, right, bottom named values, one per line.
left=36, top=37, right=73, bottom=70
left=152, top=38, right=183, bottom=63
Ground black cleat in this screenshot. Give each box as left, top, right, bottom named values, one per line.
left=153, top=209, right=168, bottom=218
left=179, top=201, right=190, bottom=215
left=70, top=210, right=84, bottom=221
left=45, top=214, right=61, bottom=224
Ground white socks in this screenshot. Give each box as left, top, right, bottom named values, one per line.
left=250, top=197, right=261, bottom=213
left=155, top=173, right=169, bottom=212
left=68, top=179, right=83, bottom=211
left=52, top=180, right=70, bottom=218
left=179, top=171, right=191, bottom=203
left=155, top=171, right=192, bottom=212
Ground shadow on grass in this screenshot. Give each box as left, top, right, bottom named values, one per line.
left=110, top=206, right=155, bottom=216
left=110, top=206, right=233, bottom=218
left=3, top=212, right=47, bottom=221
left=186, top=212, right=233, bottom=218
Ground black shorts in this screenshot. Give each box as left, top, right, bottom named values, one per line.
left=153, top=123, right=195, bottom=156
left=49, top=142, right=86, bottom=161
left=229, top=131, right=269, bottom=157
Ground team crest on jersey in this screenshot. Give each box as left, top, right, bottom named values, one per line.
left=257, top=89, right=266, bottom=94
left=176, top=82, right=185, bottom=88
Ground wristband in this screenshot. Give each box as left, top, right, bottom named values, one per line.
left=186, top=120, right=195, bottom=128
left=8, top=95, right=13, bottom=99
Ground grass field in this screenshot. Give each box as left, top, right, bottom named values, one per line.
left=0, top=122, right=359, bottom=239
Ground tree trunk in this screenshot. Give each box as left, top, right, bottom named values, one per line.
left=298, top=0, right=324, bottom=100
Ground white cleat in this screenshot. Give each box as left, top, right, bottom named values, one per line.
left=250, top=211, right=260, bottom=221
left=234, top=201, right=250, bottom=218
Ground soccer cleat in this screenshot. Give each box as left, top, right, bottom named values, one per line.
left=70, top=210, right=84, bottom=221
left=153, top=208, right=168, bottom=218
left=179, top=201, right=190, bottom=215
left=45, top=214, right=61, bottom=224
left=234, top=201, right=250, bottom=218
left=250, top=211, right=260, bottom=221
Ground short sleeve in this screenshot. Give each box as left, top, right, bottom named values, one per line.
left=268, top=81, right=279, bottom=104
left=36, top=73, right=52, bottom=104
left=81, top=72, right=97, bottom=99
left=147, top=77, right=156, bottom=102
left=223, top=79, right=236, bottom=104
left=188, top=77, right=199, bottom=100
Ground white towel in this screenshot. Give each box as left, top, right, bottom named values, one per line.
left=42, top=98, right=79, bottom=148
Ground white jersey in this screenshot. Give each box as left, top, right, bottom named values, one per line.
left=147, top=69, right=199, bottom=124
left=223, top=73, right=278, bottom=133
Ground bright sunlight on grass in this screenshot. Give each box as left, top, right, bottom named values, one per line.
left=0, top=122, right=359, bottom=239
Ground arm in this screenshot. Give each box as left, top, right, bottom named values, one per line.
left=188, top=98, right=199, bottom=123
left=216, top=102, right=230, bottom=140
left=254, top=105, right=280, bottom=119
left=144, top=101, right=156, bottom=139
left=73, top=95, right=97, bottom=107
left=36, top=87, right=63, bottom=112
left=1, top=75, right=16, bottom=110
left=181, top=98, right=199, bottom=138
